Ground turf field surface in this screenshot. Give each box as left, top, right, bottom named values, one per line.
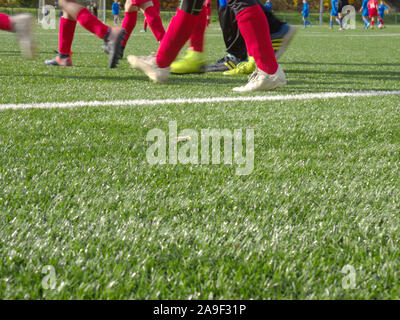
left=0, top=22, right=400, bottom=299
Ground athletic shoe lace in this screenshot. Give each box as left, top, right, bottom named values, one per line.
left=217, top=56, right=229, bottom=64
left=248, top=69, right=259, bottom=82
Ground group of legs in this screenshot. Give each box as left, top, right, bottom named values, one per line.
left=211, top=0, right=295, bottom=74
left=45, top=0, right=165, bottom=67
left=127, top=0, right=289, bottom=91
left=170, top=0, right=295, bottom=78
left=1, top=0, right=293, bottom=92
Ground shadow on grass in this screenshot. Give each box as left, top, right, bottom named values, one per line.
left=286, top=69, right=400, bottom=81
left=0, top=71, right=245, bottom=86
left=281, top=61, right=400, bottom=67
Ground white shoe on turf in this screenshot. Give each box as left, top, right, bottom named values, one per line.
left=11, top=14, right=36, bottom=59
left=232, top=65, right=286, bottom=92
left=127, top=53, right=170, bottom=83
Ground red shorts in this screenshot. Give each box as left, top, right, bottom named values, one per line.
left=369, top=9, right=378, bottom=18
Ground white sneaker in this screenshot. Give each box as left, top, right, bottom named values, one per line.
left=232, top=65, right=286, bottom=92
left=127, top=53, right=170, bottom=83
left=11, top=14, right=36, bottom=59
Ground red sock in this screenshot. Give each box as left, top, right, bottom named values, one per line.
left=156, top=9, right=199, bottom=68
left=0, top=13, right=12, bottom=32
left=144, top=19, right=148, bottom=31
left=379, top=19, right=383, bottom=25
left=190, top=6, right=207, bottom=52
left=144, top=6, right=165, bottom=42
left=121, top=11, right=137, bottom=47
left=76, top=8, right=109, bottom=39
left=236, top=5, right=278, bottom=75
left=59, top=17, right=77, bottom=56
left=371, top=20, right=375, bottom=27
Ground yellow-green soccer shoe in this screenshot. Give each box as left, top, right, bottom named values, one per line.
left=223, top=56, right=256, bottom=76
left=170, top=50, right=206, bottom=74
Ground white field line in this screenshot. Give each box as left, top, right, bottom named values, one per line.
left=1, top=90, right=400, bottom=111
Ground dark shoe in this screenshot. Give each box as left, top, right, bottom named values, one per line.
left=271, top=24, right=297, bottom=60
left=206, top=53, right=242, bottom=72
left=104, top=27, right=126, bottom=68
left=45, top=53, right=72, bottom=66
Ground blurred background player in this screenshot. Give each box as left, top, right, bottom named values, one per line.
left=368, top=0, right=378, bottom=29
left=338, top=0, right=348, bottom=30
left=128, top=0, right=287, bottom=92
left=378, top=1, right=388, bottom=28
left=0, top=12, right=35, bottom=59
left=112, top=0, right=120, bottom=25
left=264, top=0, right=272, bottom=12
left=206, top=0, right=295, bottom=74
left=360, top=0, right=370, bottom=29
left=107, top=0, right=165, bottom=59
left=330, top=0, right=340, bottom=29
left=205, top=0, right=212, bottom=26
left=141, top=18, right=148, bottom=32
left=302, top=0, right=311, bottom=28
left=91, top=1, right=99, bottom=18
left=45, top=0, right=125, bottom=68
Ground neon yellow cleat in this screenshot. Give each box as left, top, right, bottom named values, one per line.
left=170, top=49, right=206, bottom=74
left=223, top=56, right=256, bottom=76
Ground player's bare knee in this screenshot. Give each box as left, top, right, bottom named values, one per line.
left=58, top=0, right=67, bottom=8
left=125, top=0, right=138, bottom=12
left=139, top=1, right=154, bottom=11
left=58, top=0, right=78, bottom=6
left=62, top=11, right=74, bottom=20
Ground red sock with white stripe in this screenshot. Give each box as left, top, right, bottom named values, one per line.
left=0, top=13, right=12, bottom=31
left=190, top=5, right=207, bottom=52
left=144, top=6, right=165, bottom=42
left=236, top=5, right=278, bottom=75
left=76, top=8, right=109, bottom=39
left=156, top=9, right=199, bottom=68
left=59, top=17, right=77, bottom=56
left=121, top=11, right=137, bottom=47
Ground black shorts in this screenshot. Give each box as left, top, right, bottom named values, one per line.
left=338, top=0, right=349, bottom=12
left=179, top=0, right=258, bottom=15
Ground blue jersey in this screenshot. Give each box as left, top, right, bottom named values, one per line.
left=265, top=1, right=272, bottom=12
left=303, top=2, right=309, bottom=17
left=331, top=0, right=339, bottom=16
left=361, top=0, right=369, bottom=16
left=378, top=4, right=388, bottom=17
left=112, top=2, right=119, bottom=15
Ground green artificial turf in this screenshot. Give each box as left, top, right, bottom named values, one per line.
left=0, top=21, right=400, bottom=299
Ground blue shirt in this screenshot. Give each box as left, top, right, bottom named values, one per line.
left=303, top=2, right=309, bottom=14
left=378, top=4, right=388, bottom=17
left=219, top=0, right=227, bottom=7
left=331, top=0, right=339, bottom=12
left=361, top=0, right=369, bottom=15
left=112, top=2, right=119, bottom=15
left=265, top=1, right=272, bottom=11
